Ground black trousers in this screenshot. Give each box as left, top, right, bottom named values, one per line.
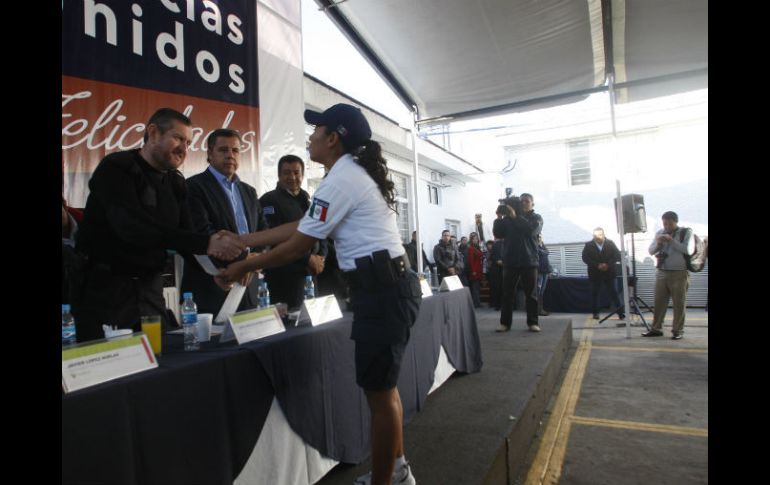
left=500, top=266, right=539, bottom=328
left=73, top=264, right=169, bottom=343
left=264, top=270, right=306, bottom=311
left=590, top=277, right=623, bottom=315
left=488, top=266, right=502, bottom=308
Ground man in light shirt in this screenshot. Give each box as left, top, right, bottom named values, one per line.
left=643, top=211, right=694, bottom=340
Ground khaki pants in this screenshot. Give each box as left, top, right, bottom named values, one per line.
left=651, top=270, right=690, bottom=335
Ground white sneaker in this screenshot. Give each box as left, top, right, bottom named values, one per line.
left=353, top=462, right=416, bottom=485
left=528, top=325, right=541, bottom=332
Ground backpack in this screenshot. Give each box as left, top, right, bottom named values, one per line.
left=678, top=228, right=707, bottom=272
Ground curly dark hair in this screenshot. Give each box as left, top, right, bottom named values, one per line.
left=325, top=127, right=396, bottom=212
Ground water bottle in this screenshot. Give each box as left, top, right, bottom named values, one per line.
left=423, top=265, right=431, bottom=282
left=304, top=275, right=315, bottom=300
left=181, top=292, right=199, bottom=351
left=258, top=281, right=271, bottom=308
left=62, top=304, right=77, bottom=346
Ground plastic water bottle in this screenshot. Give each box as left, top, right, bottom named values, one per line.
left=62, top=304, right=77, bottom=346
left=423, top=265, right=431, bottom=282
left=181, top=292, right=199, bottom=351
left=304, top=275, right=315, bottom=300
left=258, top=281, right=271, bottom=308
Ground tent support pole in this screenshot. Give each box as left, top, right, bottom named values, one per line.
left=607, top=73, right=632, bottom=339
left=410, top=107, right=425, bottom=274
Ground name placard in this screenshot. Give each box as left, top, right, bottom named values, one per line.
left=222, top=307, right=285, bottom=344
left=439, top=275, right=464, bottom=291
left=62, top=334, right=158, bottom=393
left=420, top=279, right=433, bottom=298
left=297, top=295, right=344, bottom=327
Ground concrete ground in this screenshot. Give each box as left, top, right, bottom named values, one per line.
left=516, top=308, right=708, bottom=485
left=316, top=305, right=708, bottom=485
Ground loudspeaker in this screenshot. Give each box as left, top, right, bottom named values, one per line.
left=614, top=194, right=647, bottom=234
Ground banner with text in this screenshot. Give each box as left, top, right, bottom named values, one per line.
left=62, top=0, right=259, bottom=206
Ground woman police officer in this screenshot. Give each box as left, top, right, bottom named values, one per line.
left=216, top=104, right=421, bottom=485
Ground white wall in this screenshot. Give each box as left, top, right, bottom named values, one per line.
left=500, top=116, right=708, bottom=251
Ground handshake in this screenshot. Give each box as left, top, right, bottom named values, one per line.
left=207, top=230, right=247, bottom=261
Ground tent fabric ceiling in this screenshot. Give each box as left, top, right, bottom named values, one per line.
left=318, top=0, right=707, bottom=121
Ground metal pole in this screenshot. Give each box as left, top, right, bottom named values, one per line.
left=410, top=106, right=424, bottom=274
left=608, top=73, right=632, bottom=339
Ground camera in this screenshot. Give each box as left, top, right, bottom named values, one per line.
left=498, top=195, right=523, bottom=215
left=655, top=251, right=667, bottom=269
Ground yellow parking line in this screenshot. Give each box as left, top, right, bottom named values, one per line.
left=524, top=316, right=594, bottom=485
left=571, top=415, right=708, bottom=437
left=592, top=345, right=707, bottom=354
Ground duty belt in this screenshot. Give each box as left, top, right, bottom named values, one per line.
left=345, top=254, right=408, bottom=290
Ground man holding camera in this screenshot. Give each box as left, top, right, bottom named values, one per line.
left=493, top=193, right=543, bottom=332
left=644, top=211, right=694, bottom=340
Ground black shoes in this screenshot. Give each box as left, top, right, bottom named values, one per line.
left=592, top=314, right=600, bottom=319
left=641, top=329, right=663, bottom=337
left=671, top=333, right=683, bottom=340
left=618, top=314, right=626, bottom=320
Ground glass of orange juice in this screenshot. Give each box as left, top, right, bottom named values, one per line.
left=140, top=315, right=162, bottom=356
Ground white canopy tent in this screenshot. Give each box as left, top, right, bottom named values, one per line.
left=312, top=0, right=707, bottom=331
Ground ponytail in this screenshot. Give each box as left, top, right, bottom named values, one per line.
left=354, top=140, right=397, bottom=212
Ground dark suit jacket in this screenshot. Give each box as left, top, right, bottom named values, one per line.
left=180, top=169, right=268, bottom=314
left=581, top=239, right=621, bottom=280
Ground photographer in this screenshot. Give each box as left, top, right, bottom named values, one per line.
left=644, top=211, right=694, bottom=340
left=492, top=193, right=543, bottom=333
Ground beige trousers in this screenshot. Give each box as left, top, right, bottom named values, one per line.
left=651, top=269, right=690, bottom=334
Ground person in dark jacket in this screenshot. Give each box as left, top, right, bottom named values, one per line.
left=181, top=128, right=268, bottom=315
left=433, top=230, right=459, bottom=283
left=403, top=231, right=433, bottom=273
left=536, top=235, right=552, bottom=316
left=487, top=238, right=504, bottom=310
left=493, top=194, right=543, bottom=332
left=258, top=155, right=327, bottom=310
left=74, top=108, right=244, bottom=342
left=581, top=227, right=624, bottom=320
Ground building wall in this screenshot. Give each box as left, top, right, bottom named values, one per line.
left=501, top=119, right=708, bottom=250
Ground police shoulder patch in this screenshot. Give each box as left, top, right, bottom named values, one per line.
left=308, top=197, right=330, bottom=222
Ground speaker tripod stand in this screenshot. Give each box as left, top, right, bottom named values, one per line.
left=598, top=233, right=653, bottom=330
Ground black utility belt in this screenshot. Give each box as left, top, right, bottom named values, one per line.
left=345, top=250, right=408, bottom=290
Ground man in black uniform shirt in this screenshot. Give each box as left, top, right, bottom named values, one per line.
left=74, top=108, right=244, bottom=342
left=180, top=128, right=269, bottom=315
left=258, top=154, right=326, bottom=310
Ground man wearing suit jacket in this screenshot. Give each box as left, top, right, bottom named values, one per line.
left=581, top=227, right=624, bottom=320
left=181, top=129, right=268, bottom=314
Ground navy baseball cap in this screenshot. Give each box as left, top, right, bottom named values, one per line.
left=304, top=103, right=372, bottom=150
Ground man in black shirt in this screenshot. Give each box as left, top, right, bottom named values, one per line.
left=403, top=230, right=433, bottom=273
left=74, top=108, right=244, bottom=342
left=258, top=155, right=326, bottom=310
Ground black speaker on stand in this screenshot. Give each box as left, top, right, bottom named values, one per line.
left=602, top=194, right=653, bottom=329
left=614, top=193, right=646, bottom=234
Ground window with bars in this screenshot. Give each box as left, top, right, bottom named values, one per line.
left=427, top=183, right=440, bottom=205
left=568, top=139, right=591, bottom=186
left=391, top=171, right=411, bottom=243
